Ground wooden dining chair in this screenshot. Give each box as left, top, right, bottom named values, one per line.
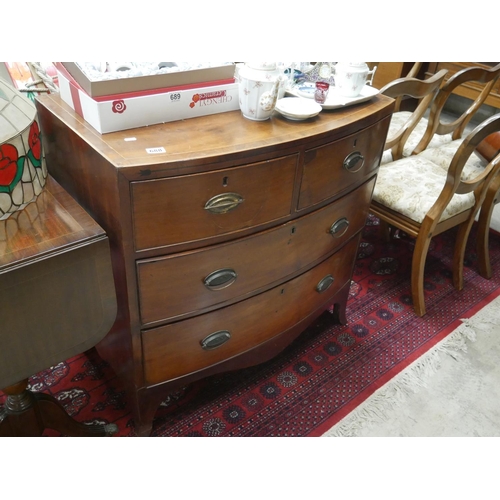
left=370, top=113, right=500, bottom=316
left=404, top=64, right=500, bottom=285
left=379, top=69, right=448, bottom=165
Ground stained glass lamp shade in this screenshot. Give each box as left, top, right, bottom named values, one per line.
left=0, top=78, right=47, bottom=220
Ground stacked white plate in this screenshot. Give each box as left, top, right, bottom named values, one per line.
left=275, top=97, right=322, bottom=121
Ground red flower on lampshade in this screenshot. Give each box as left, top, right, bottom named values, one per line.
left=28, top=121, right=41, bottom=160
left=0, top=143, right=21, bottom=189
left=26, top=120, right=42, bottom=168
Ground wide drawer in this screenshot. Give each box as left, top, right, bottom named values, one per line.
left=131, top=155, right=297, bottom=251
left=141, top=235, right=360, bottom=386
left=298, top=115, right=390, bottom=209
left=137, top=176, right=375, bottom=325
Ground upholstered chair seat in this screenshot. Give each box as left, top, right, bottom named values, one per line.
left=418, top=139, right=486, bottom=180
left=373, top=155, right=476, bottom=224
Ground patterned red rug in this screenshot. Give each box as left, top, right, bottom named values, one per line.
left=3, top=216, right=500, bottom=437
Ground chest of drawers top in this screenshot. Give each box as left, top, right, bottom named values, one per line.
left=36, top=93, right=394, bottom=179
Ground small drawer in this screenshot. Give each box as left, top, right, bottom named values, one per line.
left=137, top=176, right=375, bottom=325
left=298, top=116, right=390, bottom=210
left=131, top=155, right=297, bottom=251
left=141, top=235, right=360, bottom=386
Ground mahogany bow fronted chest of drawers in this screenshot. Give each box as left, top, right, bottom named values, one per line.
left=35, top=93, right=394, bottom=436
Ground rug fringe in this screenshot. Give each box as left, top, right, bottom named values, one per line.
left=322, top=309, right=486, bottom=437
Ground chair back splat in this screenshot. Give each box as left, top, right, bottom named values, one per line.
left=380, top=63, right=500, bottom=166
left=413, top=63, right=500, bottom=155
left=380, top=69, right=448, bottom=162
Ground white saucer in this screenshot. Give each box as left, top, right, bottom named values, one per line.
left=275, top=97, right=322, bottom=121
left=322, top=85, right=379, bottom=109
left=287, top=83, right=379, bottom=109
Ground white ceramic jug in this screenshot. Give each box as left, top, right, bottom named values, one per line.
left=238, top=62, right=282, bottom=121
left=334, top=62, right=377, bottom=97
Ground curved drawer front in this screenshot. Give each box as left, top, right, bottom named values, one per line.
left=137, top=177, right=375, bottom=325
left=142, top=235, right=360, bottom=386
left=298, top=116, right=390, bottom=210
left=131, top=155, right=297, bottom=251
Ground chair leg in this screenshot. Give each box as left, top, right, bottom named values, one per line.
left=476, top=176, right=500, bottom=279
left=411, top=231, right=433, bottom=317
left=379, top=219, right=393, bottom=242
left=452, top=220, right=475, bottom=290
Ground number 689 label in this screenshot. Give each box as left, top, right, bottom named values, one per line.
left=169, top=93, right=182, bottom=101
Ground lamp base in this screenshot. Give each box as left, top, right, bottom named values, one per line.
left=0, top=380, right=118, bottom=437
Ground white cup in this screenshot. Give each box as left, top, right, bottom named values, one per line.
left=334, top=63, right=377, bottom=98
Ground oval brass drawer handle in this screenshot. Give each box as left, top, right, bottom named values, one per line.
left=204, top=193, right=244, bottom=214
left=316, top=274, right=334, bottom=293
left=329, top=217, right=350, bottom=238
left=204, top=268, right=238, bottom=290
left=200, top=330, right=231, bottom=350
left=343, top=151, right=365, bottom=173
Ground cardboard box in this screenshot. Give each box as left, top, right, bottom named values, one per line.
left=61, top=62, right=236, bottom=98
left=57, top=65, right=240, bottom=134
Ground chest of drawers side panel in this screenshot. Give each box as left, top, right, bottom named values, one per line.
left=35, top=98, right=142, bottom=385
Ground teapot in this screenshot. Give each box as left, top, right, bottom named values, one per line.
left=238, top=62, right=283, bottom=121
left=334, top=62, right=377, bottom=98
